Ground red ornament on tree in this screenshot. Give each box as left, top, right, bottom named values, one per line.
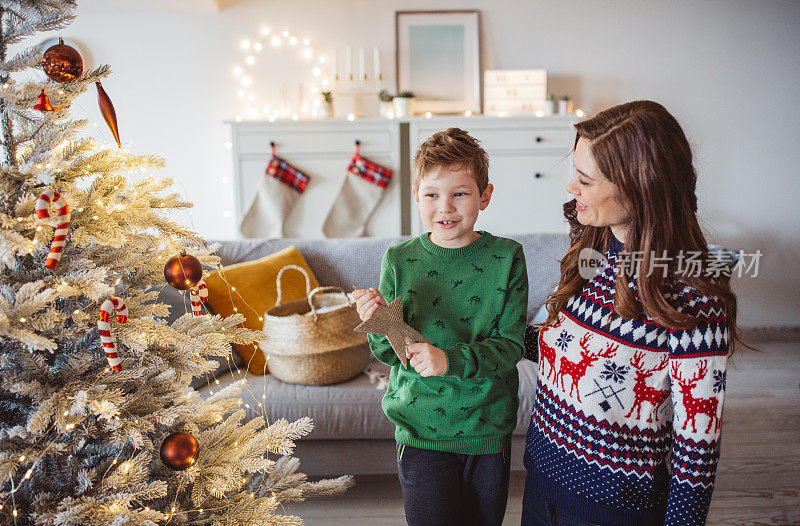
left=160, top=432, right=199, bottom=471
left=95, top=81, right=121, bottom=147
left=33, top=89, right=55, bottom=112
left=164, top=250, right=203, bottom=290
left=42, top=37, right=84, bottom=83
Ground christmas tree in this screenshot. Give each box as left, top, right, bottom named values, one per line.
left=0, top=1, right=352, bottom=524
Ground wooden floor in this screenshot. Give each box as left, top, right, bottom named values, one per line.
left=286, top=340, right=800, bottom=525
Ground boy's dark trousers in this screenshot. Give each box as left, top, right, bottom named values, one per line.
left=396, top=444, right=511, bottom=526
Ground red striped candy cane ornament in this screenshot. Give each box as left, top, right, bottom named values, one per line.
left=189, top=279, right=208, bottom=316
left=35, top=189, right=70, bottom=270
left=98, top=297, right=128, bottom=372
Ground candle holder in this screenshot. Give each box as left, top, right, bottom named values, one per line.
left=333, top=74, right=383, bottom=118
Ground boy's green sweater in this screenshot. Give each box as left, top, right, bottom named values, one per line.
left=367, top=232, right=528, bottom=455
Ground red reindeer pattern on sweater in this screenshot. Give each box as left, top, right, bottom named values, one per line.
left=672, top=361, right=722, bottom=434
left=555, top=333, right=618, bottom=402
left=538, top=314, right=673, bottom=425
left=537, top=314, right=563, bottom=382
left=626, top=351, right=670, bottom=423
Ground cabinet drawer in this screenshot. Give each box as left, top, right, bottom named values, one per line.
left=411, top=122, right=573, bottom=153
left=236, top=126, right=395, bottom=156
left=470, top=126, right=573, bottom=152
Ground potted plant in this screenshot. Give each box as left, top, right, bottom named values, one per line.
left=319, top=90, right=333, bottom=118
left=544, top=93, right=556, bottom=116
left=558, top=94, right=573, bottom=116
left=392, top=90, right=414, bottom=118
left=378, top=89, right=394, bottom=118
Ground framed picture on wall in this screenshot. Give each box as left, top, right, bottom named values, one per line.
left=395, top=10, right=481, bottom=115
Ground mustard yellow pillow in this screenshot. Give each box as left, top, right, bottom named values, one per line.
left=204, top=246, right=318, bottom=375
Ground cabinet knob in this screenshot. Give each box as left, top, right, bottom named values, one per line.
left=535, top=136, right=543, bottom=143
left=534, top=172, right=542, bottom=179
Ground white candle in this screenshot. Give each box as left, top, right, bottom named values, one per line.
left=345, top=46, right=352, bottom=78
left=358, top=47, right=365, bottom=79
left=332, top=48, right=338, bottom=80
left=373, top=47, right=381, bottom=79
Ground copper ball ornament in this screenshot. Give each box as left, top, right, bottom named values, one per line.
left=164, top=251, right=203, bottom=290
left=42, top=38, right=83, bottom=84
left=160, top=432, right=199, bottom=471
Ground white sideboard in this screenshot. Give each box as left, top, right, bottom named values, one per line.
left=229, top=116, right=577, bottom=238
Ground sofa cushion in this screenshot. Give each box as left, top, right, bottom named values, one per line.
left=204, top=246, right=319, bottom=375
left=212, top=358, right=538, bottom=440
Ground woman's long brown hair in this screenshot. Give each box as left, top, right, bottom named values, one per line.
left=542, top=101, right=743, bottom=353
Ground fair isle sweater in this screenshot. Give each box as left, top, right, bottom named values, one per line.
left=367, top=232, right=528, bottom=455
left=524, top=237, right=728, bottom=526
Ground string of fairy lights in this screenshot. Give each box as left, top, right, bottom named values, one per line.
left=232, top=26, right=328, bottom=122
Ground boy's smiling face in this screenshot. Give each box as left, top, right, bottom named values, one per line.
left=414, top=165, right=493, bottom=249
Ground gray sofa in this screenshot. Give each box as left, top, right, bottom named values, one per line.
left=163, top=233, right=568, bottom=476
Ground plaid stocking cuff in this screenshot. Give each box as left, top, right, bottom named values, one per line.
left=267, top=156, right=309, bottom=193
left=348, top=154, right=393, bottom=189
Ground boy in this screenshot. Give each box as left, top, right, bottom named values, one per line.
left=353, top=128, right=528, bottom=526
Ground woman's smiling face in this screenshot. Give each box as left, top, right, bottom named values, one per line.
left=566, top=136, right=631, bottom=241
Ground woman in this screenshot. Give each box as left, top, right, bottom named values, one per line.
left=521, top=101, right=743, bottom=526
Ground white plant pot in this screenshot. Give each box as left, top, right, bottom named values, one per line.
left=544, top=100, right=556, bottom=116
left=319, top=102, right=333, bottom=119
left=393, top=97, right=412, bottom=118
left=379, top=101, right=392, bottom=118
left=558, top=100, right=573, bottom=115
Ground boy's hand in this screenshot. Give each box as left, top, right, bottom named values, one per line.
left=353, top=287, right=387, bottom=322
left=406, top=343, right=447, bottom=377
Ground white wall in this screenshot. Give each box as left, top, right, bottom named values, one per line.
left=43, top=0, right=799, bottom=328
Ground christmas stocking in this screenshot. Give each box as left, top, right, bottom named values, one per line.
left=239, top=154, right=309, bottom=238
left=322, top=151, right=393, bottom=237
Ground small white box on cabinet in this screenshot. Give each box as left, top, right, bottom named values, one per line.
left=484, top=69, right=547, bottom=116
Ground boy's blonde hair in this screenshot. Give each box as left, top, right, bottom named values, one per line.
left=412, top=127, right=489, bottom=194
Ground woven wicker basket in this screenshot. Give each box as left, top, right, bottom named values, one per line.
left=261, top=265, right=370, bottom=385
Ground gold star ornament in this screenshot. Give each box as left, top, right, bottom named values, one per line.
left=353, top=297, right=430, bottom=369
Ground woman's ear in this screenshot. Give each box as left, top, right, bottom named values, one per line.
left=479, top=183, right=494, bottom=210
